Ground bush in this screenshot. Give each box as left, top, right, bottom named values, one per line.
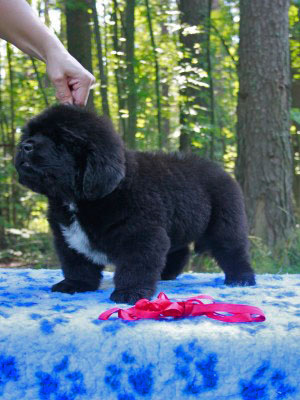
left=0, top=228, right=57, bottom=269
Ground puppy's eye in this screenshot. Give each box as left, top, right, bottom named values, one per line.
left=24, top=142, right=34, bottom=152
left=21, top=140, right=35, bottom=153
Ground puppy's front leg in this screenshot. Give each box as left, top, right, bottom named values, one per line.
left=51, top=229, right=104, bottom=294
left=110, top=227, right=170, bottom=304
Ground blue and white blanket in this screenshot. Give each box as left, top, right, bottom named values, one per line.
left=0, top=269, right=299, bottom=400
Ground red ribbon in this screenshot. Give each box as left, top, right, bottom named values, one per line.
left=98, top=292, right=266, bottom=323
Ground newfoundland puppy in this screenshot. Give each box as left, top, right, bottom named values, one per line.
left=15, top=105, right=255, bottom=304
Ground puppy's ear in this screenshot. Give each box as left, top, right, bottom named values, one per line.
left=82, top=118, right=125, bottom=200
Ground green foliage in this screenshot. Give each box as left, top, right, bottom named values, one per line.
left=290, top=3, right=300, bottom=78
left=249, top=228, right=300, bottom=274
left=291, top=108, right=300, bottom=125
left=209, top=0, right=239, bottom=166
left=0, top=229, right=57, bottom=268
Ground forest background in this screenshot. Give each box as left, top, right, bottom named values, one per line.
left=0, top=0, right=299, bottom=274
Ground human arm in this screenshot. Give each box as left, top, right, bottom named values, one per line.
left=0, top=0, right=95, bottom=105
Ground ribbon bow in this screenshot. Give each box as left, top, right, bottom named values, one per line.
left=98, top=292, right=265, bottom=323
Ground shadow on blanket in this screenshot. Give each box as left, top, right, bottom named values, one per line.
left=0, top=269, right=299, bottom=400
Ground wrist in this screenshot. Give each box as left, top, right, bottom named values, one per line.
left=37, top=31, right=67, bottom=63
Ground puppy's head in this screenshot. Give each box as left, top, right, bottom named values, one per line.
left=15, top=105, right=125, bottom=201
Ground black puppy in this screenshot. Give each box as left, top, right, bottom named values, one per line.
left=15, top=105, right=255, bottom=304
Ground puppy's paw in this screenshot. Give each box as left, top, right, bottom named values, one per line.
left=110, top=288, right=154, bottom=305
left=51, top=279, right=98, bottom=294
left=225, top=273, right=256, bottom=287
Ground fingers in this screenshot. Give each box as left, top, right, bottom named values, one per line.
left=52, top=75, right=73, bottom=105
left=73, top=85, right=90, bottom=107
left=53, top=71, right=95, bottom=106
left=70, top=72, right=95, bottom=106
left=46, top=51, right=95, bottom=106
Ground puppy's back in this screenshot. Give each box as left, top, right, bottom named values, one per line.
left=131, top=150, right=234, bottom=193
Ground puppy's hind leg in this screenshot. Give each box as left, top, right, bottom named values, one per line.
left=209, top=241, right=255, bottom=286
left=198, top=191, right=255, bottom=286
left=160, top=246, right=190, bottom=280
left=196, top=234, right=255, bottom=286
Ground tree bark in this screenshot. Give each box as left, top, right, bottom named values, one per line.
left=236, top=0, right=294, bottom=247
left=65, top=0, right=94, bottom=110
left=178, top=0, right=210, bottom=152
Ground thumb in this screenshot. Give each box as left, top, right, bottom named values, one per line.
left=52, top=75, right=73, bottom=104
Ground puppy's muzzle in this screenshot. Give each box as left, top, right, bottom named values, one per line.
left=16, top=140, right=35, bottom=171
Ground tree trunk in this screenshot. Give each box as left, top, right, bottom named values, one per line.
left=145, top=0, right=162, bottom=148
left=160, top=18, right=170, bottom=149
left=236, top=0, right=294, bottom=247
left=65, top=0, right=94, bottom=110
left=291, top=3, right=300, bottom=209
left=6, top=43, right=17, bottom=226
left=292, top=130, right=300, bottom=210
left=0, top=51, right=8, bottom=142
left=178, top=0, right=210, bottom=152
left=90, top=0, right=110, bottom=116
left=291, top=83, right=300, bottom=209
left=112, top=0, right=127, bottom=137
left=103, top=3, right=109, bottom=81
left=0, top=53, right=7, bottom=249
left=44, top=0, right=50, bottom=26
left=207, top=0, right=215, bottom=160
left=124, top=0, right=137, bottom=149
left=30, top=57, right=49, bottom=106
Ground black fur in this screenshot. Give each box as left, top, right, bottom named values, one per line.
left=15, top=105, right=255, bottom=304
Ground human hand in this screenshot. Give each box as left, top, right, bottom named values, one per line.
left=46, top=48, right=95, bottom=106
left=0, top=0, right=95, bottom=106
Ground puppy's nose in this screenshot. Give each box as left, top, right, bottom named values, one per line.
left=22, top=141, right=34, bottom=153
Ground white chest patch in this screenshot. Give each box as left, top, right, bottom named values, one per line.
left=60, top=218, right=109, bottom=265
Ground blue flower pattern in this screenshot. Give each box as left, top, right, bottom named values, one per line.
left=0, top=355, right=19, bottom=395
left=240, top=361, right=296, bottom=400
left=104, top=351, right=153, bottom=398
left=174, top=341, right=218, bottom=395
left=35, top=356, right=86, bottom=400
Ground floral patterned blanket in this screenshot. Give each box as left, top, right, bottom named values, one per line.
left=0, top=269, right=299, bottom=400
